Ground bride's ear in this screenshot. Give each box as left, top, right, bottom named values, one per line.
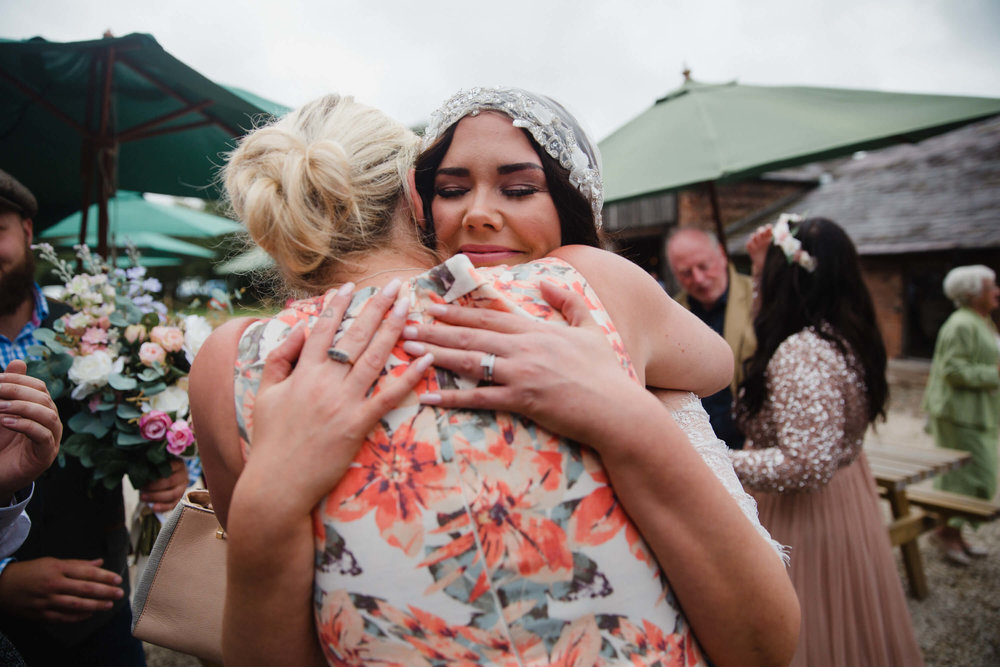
left=406, top=168, right=426, bottom=231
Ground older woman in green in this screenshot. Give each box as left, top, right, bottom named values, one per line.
left=922, top=264, right=1000, bottom=564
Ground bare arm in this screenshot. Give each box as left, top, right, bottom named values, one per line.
left=550, top=245, right=733, bottom=396
left=223, top=285, right=433, bottom=666
left=189, top=316, right=257, bottom=529
left=403, top=284, right=799, bottom=667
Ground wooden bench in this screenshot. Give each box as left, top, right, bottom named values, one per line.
left=902, top=487, right=1000, bottom=524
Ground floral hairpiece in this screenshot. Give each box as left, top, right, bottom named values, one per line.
left=772, top=213, right=817, bottom=272
left=422, top=87, right=604, bottom=228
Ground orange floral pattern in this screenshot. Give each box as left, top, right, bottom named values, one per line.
left=234, top=256, right=707, bottom=665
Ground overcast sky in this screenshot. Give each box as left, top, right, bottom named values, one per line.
left=4, top=0, right=999, bottom=141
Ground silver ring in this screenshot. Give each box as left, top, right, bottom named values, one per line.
left=327, top=347, right=354, bottom=365
left=480, top=353, right=496, bottom=383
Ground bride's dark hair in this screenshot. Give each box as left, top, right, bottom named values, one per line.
left=736, top=217, right=888, bottom=424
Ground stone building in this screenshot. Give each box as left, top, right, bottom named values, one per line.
left=606, top=116, right=1000, bottom=361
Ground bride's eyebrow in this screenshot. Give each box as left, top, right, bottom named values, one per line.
left=498, top=163, right=544, bottom=175
left=436, top=167, right=469, bottom=177
left=435, top=162, right=543, bottom=178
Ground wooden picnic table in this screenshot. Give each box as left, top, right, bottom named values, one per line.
left=865, top=444, right=971, bottom=599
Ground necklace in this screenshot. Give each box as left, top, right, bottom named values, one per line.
left=354, top=266, right=426, bottom=285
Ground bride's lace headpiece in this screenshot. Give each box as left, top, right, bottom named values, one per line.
left=422, top=86, right=604, bottom=228
left=772, top=213, right=817, bottom=272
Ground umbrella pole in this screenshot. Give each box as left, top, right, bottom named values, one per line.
left=95, top=45, right=117, bottom=259
left=706, top=181, right=728, bottom=258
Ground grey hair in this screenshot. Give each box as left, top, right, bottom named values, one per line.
left=943, top=265, right=996, bottom=307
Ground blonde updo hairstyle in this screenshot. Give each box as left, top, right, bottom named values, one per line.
left=223, top=94, right=420, bottom=295
left=943, top=265, right=996, bottom=308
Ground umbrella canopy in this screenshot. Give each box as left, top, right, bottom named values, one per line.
left=0, top=33, right=287, bottom=254
left=600, top=78, right=1000, bottom=209
left=41, top=190, right=243, bottom=241
left=45, top=229, right=215, bottom=258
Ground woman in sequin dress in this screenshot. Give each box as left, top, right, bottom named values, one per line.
left=729, top=216, right=923, bottom=666
left=191, top=91, right=799, bottom=665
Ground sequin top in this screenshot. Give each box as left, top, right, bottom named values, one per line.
left=731, top=328, right=869, bottom=493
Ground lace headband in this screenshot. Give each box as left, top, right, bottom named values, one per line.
left=772, top=213, right=817, bottom=272
left=422, top=86, right=604, bottom=228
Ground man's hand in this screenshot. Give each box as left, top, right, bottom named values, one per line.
left=139, top=458, right=188, bottom=513
left=0, top=359, right=61, bottom=500
left=0, top=557, right=124, bottom=623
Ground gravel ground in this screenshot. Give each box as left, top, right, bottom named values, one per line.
left=143, top=397, right=1000, bottom=666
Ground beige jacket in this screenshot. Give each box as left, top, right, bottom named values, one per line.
left=676, top=264, right=757, bottom=394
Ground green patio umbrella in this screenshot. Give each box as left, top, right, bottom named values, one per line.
left=599, top=78, right=1000, bottom=243
left=41, top=191, right=243, bottom=241
left=45, top=229, right=214, bottom=258
left=0, top=33, right=288, bottom=255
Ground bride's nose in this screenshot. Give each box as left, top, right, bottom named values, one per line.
left=462, top=190, right=504, bottom=232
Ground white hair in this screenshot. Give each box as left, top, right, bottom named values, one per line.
left=943, top=265, right=996, bottom=307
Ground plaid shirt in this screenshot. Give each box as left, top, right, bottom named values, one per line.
left=0, top=284, right=48, bottom=369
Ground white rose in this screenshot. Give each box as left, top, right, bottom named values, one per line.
left=182, top=315, right=213, bottom=363
left=68, top=351, right=122, bottom=399
left=147, top=384, right=190, bottom=418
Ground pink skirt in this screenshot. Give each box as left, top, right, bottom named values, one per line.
left=753, top=452, right=924, bottom=667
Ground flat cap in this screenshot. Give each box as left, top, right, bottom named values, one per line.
left=0, top=169, right=38, bottom=218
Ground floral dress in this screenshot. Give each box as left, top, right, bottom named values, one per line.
left=234, top=255, right=761, bottom=666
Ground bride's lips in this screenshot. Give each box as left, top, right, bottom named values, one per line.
left=458, top=245, right=524, bottom=265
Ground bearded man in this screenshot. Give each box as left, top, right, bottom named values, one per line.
left=0, top=170, right=187, bottom=666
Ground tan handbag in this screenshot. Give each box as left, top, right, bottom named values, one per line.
left=131, top=489, right=226, bottom=664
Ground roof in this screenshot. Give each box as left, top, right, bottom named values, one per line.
left=727, top=116, right=1000, bottom=256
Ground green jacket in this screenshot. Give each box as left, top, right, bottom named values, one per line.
left=676, top=264, right=756, bottom=393
left=922, top=307, right=1000, bottom=430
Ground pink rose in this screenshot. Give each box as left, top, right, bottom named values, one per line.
left=139, top=411, right=172, bottom=441
left=139, top=342, right=167, bottom=367
left=124, top=324, right=147, bottom=343
left=82, top=326, right=108, bottom=347
left=150, top=326, right=185, bottom=353
left=166, top=420, right=195, bottom=455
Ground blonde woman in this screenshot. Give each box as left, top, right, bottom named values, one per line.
left=191, top=92, right=797, bottom=665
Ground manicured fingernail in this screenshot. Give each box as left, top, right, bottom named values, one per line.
left=402, top=340, right=426, bottom=356
left=402, top=325, right=418, bottom=339
left=337, top=282, right=355, bottom=296
left=419, top=392, right=441, bottom=405
left=413, top=353, right=434, bottom=372
left=0, top=401, right=10, bottom=410
left=392, top=297, right=408, bottom=318
left=1, top=417, right=15, bottom=426
left=427, top=304, right=447, bottom=317
left=382, top=278, right=402, bottom=298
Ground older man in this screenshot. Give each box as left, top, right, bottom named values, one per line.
left=666, top=227, right=755, bottom=449
left=0, top=169, right=187, bottom=666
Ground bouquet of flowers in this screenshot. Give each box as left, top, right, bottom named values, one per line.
left=27, top=243, right=218, bottom=550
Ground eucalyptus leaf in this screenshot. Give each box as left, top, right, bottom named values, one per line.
left=50, top=353, right=73, bottom=375
left=62, top=432, right=96, bottom=455
left=116, top=403, right=143, bottom=419
left=68, top=411, right=111, bottom=439
left=33, top=328, right=58, bottom=344
left=109, top=373, right=138, bottom=391
left=143, top=382, right=167, bottom=396
left=109, top=311, right=130, bottom=328
left=138, top=367, right=164, bottom=382
left=116, top=431, right=148, bottom=447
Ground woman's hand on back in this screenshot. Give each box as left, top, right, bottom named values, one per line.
left=401, top=281, right=642, bottom=448
left=241, top=280, right=434, bottom=510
